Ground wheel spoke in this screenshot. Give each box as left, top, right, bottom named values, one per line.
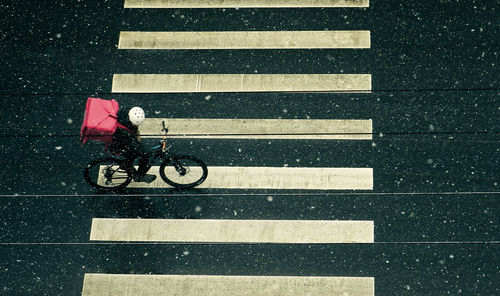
left=159, top=156, right=207, bottom=189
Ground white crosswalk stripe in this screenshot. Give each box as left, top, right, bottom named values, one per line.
left=82, top=274, right=375, bottom=296
left=118, top=31, right=371, bottom=49
left=90, top=218, right=374, bottom=243
left=140, top=118, right=373, bottom=140
left=124, top=0, right=370, bottom=8
left=112, top=74, right=372, bottom=93
left=121, top=166, right=374, bottom=190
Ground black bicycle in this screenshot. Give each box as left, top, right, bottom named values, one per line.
left=84, top=121, right=208, bottom=190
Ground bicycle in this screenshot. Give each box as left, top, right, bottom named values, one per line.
left=84, top=121, right=208, bottom=190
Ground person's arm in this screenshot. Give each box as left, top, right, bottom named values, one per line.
left=136, top=129, right=141, bottom=142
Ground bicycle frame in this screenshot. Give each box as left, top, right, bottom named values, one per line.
left=149, top=121, right=172, bottom=159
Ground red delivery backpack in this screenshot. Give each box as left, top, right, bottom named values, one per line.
left=80, top=97, right=128, bottom=144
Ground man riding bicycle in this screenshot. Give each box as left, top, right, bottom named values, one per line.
left=108, top=106, right=156, bottom=183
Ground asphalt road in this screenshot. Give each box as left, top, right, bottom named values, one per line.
left=0, top=0, right=498, bottom=295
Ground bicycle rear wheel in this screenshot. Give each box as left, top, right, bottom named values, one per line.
left=84, top=158, right=132, bottom=190
left=159, top=155, right=208, bottom=189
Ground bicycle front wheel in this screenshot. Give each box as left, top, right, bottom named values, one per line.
left=159, top=155, right=208, bottom=189
left=84, top=158, right=132, bottom=190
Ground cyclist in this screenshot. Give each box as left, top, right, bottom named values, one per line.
left=108, top=106, right=156, bottom=183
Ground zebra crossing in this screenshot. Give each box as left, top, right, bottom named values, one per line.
left=82, top=0, right=374, bottom=294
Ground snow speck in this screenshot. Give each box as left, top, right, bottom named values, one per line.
left=154, top=111, right=161, bottom=114
left=205, top=95, right=211, bottom=101
left=266, top=196, right=273, bottom=202
left=183, top=251, right=190, bottom=256
left=67, top=118, right=73, bottom=124
left=194, top=206, right=202, bottom=213
left=55, top=146, right=63, bottom=150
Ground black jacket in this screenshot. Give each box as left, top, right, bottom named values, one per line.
left=109, top=106, right=144, bottom=156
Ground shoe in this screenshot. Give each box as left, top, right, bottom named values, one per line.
left=133, top=174, right=157, bottom=183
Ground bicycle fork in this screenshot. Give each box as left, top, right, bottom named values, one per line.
left=172, top=159, right=188, bottom=176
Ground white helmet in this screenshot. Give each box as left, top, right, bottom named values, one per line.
left=128, top=107, right=145, bottom=126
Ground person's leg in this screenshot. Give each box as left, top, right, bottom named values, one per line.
left=130, top=142, right=156, bottom=182
left=115, top=137, right=143, bottom=177
left=119, top=138, right=156, bottom=183
left=121, top=151, right=139, bottom=177
left=136, top=151, right=152, bottom=178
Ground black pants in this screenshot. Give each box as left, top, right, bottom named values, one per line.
left=109, top=140, right=151, bottom=178
left=122, top=150, right=151, bottom=178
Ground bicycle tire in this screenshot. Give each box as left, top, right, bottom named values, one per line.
left=84, top=157, right=133, bottom=190
left=159, top=155, right=208, bottom=189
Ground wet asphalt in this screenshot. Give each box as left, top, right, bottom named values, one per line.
left=0, top=0, right=498, bottom=295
